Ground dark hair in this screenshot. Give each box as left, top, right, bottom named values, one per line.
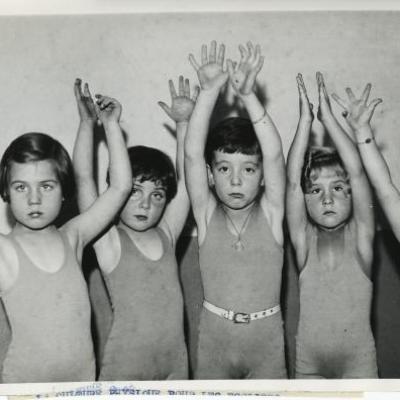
left=301, top=146, right=349, bottom=192
left=205, top=117, right=262, bottom=165
left=127, top=146, right=177, bottom=203
left=0, top=132, right=75, bottom=202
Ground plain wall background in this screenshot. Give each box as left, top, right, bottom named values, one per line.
left=0, top=11, right=400, bottom=378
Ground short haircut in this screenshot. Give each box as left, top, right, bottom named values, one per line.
left=301, top=146, right=349, bottom=193
left=0, top=132, right=75, bottom=202
left=205, top=117, right=262, bottom=165
left=128, top=146, right=177, bottom=203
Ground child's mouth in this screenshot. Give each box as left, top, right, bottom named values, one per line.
left=29, top=211, right=43, bottom=218
left=229, top=193, right=244, bottom=199
left=135, top=215, right=148, bottom=221
left=323, top=210, right=336, bottom=215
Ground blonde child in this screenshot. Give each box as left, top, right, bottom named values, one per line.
left=0, top=80, right=131, bottom=382
left=286, top=72, right=378, bottom=378
left=73, top=77, right=197, bottom=380
left=185, top=41, right=287, bottom=379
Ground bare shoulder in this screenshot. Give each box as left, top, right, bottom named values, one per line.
left=0, top=234, right=19, bottom=292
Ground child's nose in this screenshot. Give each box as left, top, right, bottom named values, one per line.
left=28, top=188, right=41, bottom=205
left=231, top=172, right=242, bottom=186
left=322, top=192, right=333, bottom=205
left=139, top=195, right=151, bottom=209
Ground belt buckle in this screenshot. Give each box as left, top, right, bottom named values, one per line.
left=233, top=312, right=250, bottom=324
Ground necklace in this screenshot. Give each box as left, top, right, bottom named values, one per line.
left=221, top=204, right=254, bottom=251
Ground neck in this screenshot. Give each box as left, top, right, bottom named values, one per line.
left=12, top=222, right=57, bottom=236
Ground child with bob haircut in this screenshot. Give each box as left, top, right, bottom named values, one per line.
left=286, top=72, right=378, bottom=378
left=0, top=80, right=131, bottom=383
left=73, top=76, right=197, bottom=380
left=185, top=41, right=287, bottom=379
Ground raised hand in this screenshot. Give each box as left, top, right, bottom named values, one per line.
left=158, top=76, right=199, bottom=123
left=189, top=40, right=228, bottom=91
left=316, top=72, right=333, bottom=122
left=296, top=73, right=313, bottom=122
left=95, top=95, right=122, bottom=125
left=332, top=83, right=382, bottom=131
left=227, top=41, right=264, bottom=97
left=74, top=78, right=98, bottom=123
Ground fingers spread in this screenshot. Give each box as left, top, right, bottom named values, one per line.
left=345, top=87, right=356, bottom=101
left=169, top=79, right=177, bottom=99
left=209, top=40, right=217, bottom=63
left=188, top=54, right=200, bottom=71
left=331, top=93, right=348, bottom=109
left=184, top=78, right=190, bottom=98
left=201, top=44, right=208, bottom=64
left=217, top=43, right=225, bottom=66
left=361, top=83, right=372, bottom=103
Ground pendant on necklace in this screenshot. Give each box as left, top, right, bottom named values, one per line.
left=234, top=240, right=244, bottom=251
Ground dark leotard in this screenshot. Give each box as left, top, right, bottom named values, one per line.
left=99, top=227, right=188, bottom=380
left=196, top=203, right=287, bottom=379
left=1, top=232, right=95, bottom=383
left=296, top=225, right=378, bottom=378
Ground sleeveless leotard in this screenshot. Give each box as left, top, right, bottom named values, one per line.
left=296, top=225, right=378, bottom=378
left=196, top=203, right=287, bottom=379
left=1, top=231, right=95, bottom=383
left=99, top=227, right=188, bottom=380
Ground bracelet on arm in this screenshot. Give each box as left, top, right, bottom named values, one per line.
left=357, top=137, right=374, bottom=145
left=251, top=110, right=267, bottom=125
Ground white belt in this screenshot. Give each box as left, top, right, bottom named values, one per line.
left=203, top=300, right=281, bottom=324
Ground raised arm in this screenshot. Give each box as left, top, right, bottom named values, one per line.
left=285, top=74, right=314, bottom=267
left=318, top=73, right=374, bottom=259
left=158, top=76, right=199, bottom=245
left=67, top=94, right=131, bottom=250
left=227, top=41, right=285, bottom=244
left=72, top=78, right=99, bottom=212
left=332, top=83, right=400, bottom=238
left=185, top=41, right=229, bottom=243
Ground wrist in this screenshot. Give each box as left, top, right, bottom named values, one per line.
left=80, top=119, right=96, bottom=127
left=102, top=119, right=120, bottom=128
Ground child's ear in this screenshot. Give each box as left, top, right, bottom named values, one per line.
left=206, top=164, right=215, bottom=187
left=260, top=176, right=265, bottom=187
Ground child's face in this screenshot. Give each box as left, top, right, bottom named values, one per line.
left=119, top=178, right=167, bottom=232
left=8, top=160, right=63, bottom=231
left=304, top=166, right=352, bottom=230
left=208, top=151, right=264, bottom=210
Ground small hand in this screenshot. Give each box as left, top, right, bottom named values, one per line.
left=227, top=41, right=264, bottom=97
left=158, top=76, right=199, bottom=123
left=332, top=83, right=382, bottom=131
left=316, top=72, right=333, bottom=122
left=189, top=40, right=228, bottom=91
left=296, top=73, right=313, bottom=122
left=74, top=78, right=98, bottom=123
left=95, top=95, right=122, bottom=124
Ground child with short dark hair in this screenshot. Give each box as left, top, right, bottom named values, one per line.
left=0, top=80, right=131, bottom=382
left=286, top=72, right=378, bottom=378
left=185, top=41, right=287, bottom=379
left=73, top=77, right=197, bottom=380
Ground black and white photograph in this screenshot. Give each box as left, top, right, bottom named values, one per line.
left=0, top=0, right=399, bottom=389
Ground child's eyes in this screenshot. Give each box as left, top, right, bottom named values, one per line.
left=130, top=188, right=141, bottom=198
left=334, top=186, right=344, bottom=192
left=244, top=167, right=256, bottom=174
left=14, top=184, right=27, bottom=192
left=218, top=166, right=229, bottom=173
left=310, top=188, right=321, bottom=194
left=152, top=192, right=165, bottom=201
left=41, top=184, right=54, bottom=191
